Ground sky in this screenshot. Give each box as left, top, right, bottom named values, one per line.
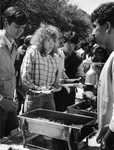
left=69, top=0, right=114, bottom=14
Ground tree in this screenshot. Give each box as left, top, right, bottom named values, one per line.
left=1, top=0, right=92, bottom=42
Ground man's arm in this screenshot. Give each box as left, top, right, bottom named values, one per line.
left=101, top=60, right=114, bottom=149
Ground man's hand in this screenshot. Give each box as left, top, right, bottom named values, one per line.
left=102, top=128, right=114, bottom=149
left=0, top=97, right=17, bottom=111
left=96, top=125, right=114, bottom=149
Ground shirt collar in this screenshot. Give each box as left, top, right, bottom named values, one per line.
left=0, top=30, right=17, bottom=50
left=3, top=34, right=15, bottom=50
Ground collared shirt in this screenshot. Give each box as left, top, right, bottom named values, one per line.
left=21, top=45, right=59, bottom=89
left=0, top=30, right=16, bottom=51
left=3, top=33, right=14, bottom=50
left=0, top=30, right=17, bottom=98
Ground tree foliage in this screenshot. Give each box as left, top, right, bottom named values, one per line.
left=1, top=0, right=92, bottom=42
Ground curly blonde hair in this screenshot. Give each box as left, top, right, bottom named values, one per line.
left=30, top=24, right=59, bottom=56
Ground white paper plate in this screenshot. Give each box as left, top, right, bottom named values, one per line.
left=61, top=83, right=77, bottom=87
left=30, top=89, right=53, bottom=94
left=63, top=79, right=78, bottom=82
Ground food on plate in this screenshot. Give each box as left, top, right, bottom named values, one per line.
left=60, top=78, right=81, bottom=84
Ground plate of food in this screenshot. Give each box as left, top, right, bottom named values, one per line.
left=60, top=78, right=81, bottom=84
left=30, top=86, right=53, bottom=94
left=30, top=89, right=53, bottom=94
left=61, top=83, right=78, bottom=87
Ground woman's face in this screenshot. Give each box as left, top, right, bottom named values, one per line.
left=43, top=37, right=55, bottom=54
left=55, top=32, right=62, bottom=49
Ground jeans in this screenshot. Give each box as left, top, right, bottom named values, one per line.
left=24, top=92, right=56, bottom=112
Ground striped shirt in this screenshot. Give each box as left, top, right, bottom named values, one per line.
left=21, top=45, right=59, bottom=89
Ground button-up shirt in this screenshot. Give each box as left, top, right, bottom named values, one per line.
left=21, top=45, right=59, bottom=89
left=0, top=30, right=17, bottom=98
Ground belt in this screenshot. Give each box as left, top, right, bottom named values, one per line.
left=27, top=90, right=52, bottom=97
left=27, top=90, right=43, bottom=97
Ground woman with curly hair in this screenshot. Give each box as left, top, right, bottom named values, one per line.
left=20, top=24, right=63, bottom=112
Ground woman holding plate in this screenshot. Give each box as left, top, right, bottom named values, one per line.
left=20, top=24, right=62, bottom=112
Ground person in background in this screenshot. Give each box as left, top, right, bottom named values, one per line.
left=91, top=2, right=114, bottom=149
left=53, top=29, right=67, bottom=87
left=77, top=41, right=90, bottom=60
left=54, top=33, right=82, bottom=111
left=90, top=44, right=109, bottom=78
left=20, top=24, right=61, bottom=112
left=0, top=6, right=27, bottom=142
left=82, top=41, right=95, bottom=74
left=64, top=33, right=83, bottom=79
left=75, top=41, right=91, bottom=79
left=90, top=44, right=109, bottom=63
left=83, top=44, right=109, bottom=74
left=14, top=35, right=32, bottom=114
left=82, top=44, right=109, bottom=110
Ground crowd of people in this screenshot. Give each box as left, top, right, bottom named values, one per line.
left=0, top=2, right=114, bottom=149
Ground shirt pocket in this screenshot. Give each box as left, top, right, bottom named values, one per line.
left=0, top=73, right=12, bottom=95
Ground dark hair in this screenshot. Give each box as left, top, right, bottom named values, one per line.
left=70, top=34, right=78, bottom=44
left=63, top=34, right=70, bottom=43
left=19, top=36, right=25, bottom=45
left=24, top=35, right=32, bottom=46
left=63, top=33, right=78, bottom=45
left=80, top=41, right=89, bottom=49
left=31, top=24, right=59, bottom=56
left=91, top=2, right=114, bottom=28
left=3, top=6, right=28, bottom=26
left=91, top=45, right=109, bottom=62
left=22, top=35, right=32, bottom=50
